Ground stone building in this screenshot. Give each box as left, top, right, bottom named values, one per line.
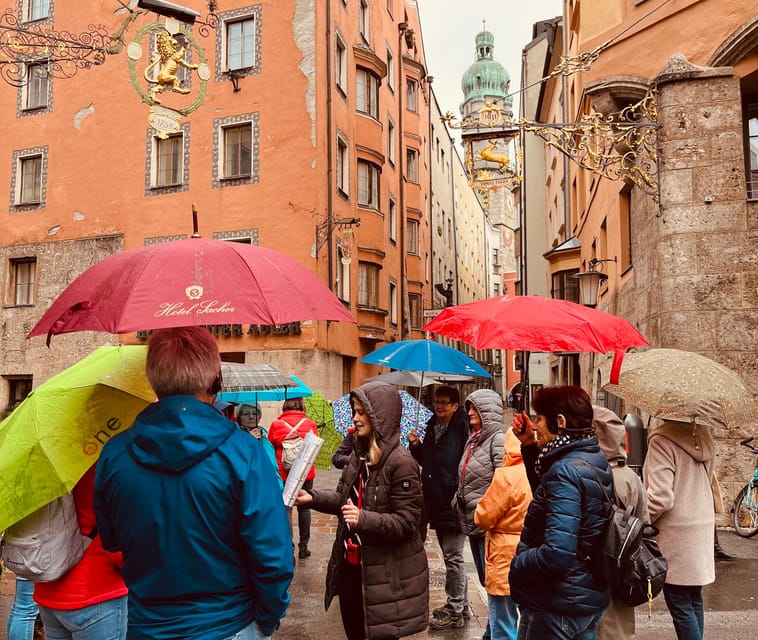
left=523, top=0, right=758, bottom=509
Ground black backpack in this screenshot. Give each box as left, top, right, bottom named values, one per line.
left=585, top=463, right=668, bottom=608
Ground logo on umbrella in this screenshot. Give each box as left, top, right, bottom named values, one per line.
left=186, top=285, right=204, bottom=300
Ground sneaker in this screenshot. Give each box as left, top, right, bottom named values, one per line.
left=428, top=609, right=464, bottom=630
left=461, top=604, right=472, bottom=619
left=432, top=603, right=471, bottom=619
left=298, top=544, right=311, bottom=559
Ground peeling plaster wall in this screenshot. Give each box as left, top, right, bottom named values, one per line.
left=292, top=0, right=317, bottom=147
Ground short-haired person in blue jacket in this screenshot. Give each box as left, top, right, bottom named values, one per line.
left=94, top=327, right=293, bottom=640
left=509, top=386, right=613, bottom=640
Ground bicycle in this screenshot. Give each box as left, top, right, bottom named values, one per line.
left=733, top=437, right=758, bottom=538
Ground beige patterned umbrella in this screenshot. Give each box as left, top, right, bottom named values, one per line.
left=603, top=348, right=758, bottom=429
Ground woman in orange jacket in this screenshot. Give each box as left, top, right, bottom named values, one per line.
left=474, top=428, right=532, bottom=640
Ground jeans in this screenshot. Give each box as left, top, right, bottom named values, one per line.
left=221, top=620, right=270, bottom=640
left=7, top=577, right=38, bottom=640
left=469, top=535, right=491, bottom=640
left=517, top=608, right=603, bottom=640
left=38, top=596, right=127, bottom=640
left=663, top=584, right=705, bottom=640
left=436, top=529, right=468, bottom=614
left=489, top=595, right=518, bottom=640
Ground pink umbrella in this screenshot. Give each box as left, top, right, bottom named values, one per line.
left=28, top=238, right=356, bottom=345
left=422, top=295, right=649, bottom=384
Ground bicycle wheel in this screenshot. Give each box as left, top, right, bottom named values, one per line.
left=733, top=483, right=758, bottom=537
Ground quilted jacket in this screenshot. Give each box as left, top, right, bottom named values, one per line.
left=456, top=389, right=505, bottom=537
left=509, top=436, right=613, bottom=616
left=310, top=382, right=429, bottom=639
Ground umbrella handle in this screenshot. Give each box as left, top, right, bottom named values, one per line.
left=610, top=349, right=625, bottom=385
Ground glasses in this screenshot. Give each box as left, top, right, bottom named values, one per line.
left=240, top=411, right=259, bottom=418
left=434, top=400, right=452, bottom=406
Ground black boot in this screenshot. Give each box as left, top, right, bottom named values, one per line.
left=298, top=542, right=311, bottom=559
left=714, top=528, right=735, bottom=561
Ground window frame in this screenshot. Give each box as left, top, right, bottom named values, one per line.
left=406, top=218, right=420, bottom=256
left=336, top=241, right=351, bottom=302
left=406, top=147, right=419, bottom=183
left=215, top=6, right=262, bottom=81
left=24, top=0, right=49, bottom=22
left=213, top=113, right=259, bottom=188
left=357, top=160, right=380, bottom=209
left=155, top=133, right=184, bottom=188
left=358, top=261, right=380, bottom=308
left=387, top=117, right=396, bottom=165
left=388, top=195, right=397, bottom=243
left=336, top=134, right=349, bottom=196
left=388, top=279, right=398, bottom=325
left=356, top=67, right=380, bottom=119
left=745, top=101, right=758, bottom=200
left=359, top=0, right=370, bottom=42
left=408, top=293, right=422, bottom=329
left=9, top=257, right=36, bottom=306
left=23, top=62, right=50, bottom=111
left=222, top=122, right=253, bottom=179
left=405, top=78, right=418, bottom=112
left=386, top=46, right=395, bottom=92
left=335, top=32, right=348, bottom=94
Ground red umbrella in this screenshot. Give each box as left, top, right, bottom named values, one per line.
left=421, top=295, right=649, bottom=383
left=28, top=238, right=355, bottom=345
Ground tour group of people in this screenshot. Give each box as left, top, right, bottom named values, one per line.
left=5, top=326, right=718, bottom=640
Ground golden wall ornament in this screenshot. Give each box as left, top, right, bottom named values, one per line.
left=126, top=19, right=210, bottom=138
left=445, top=90, right=659, bottom=200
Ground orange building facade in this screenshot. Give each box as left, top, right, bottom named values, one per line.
left=0, top=0, right=432, bottom=404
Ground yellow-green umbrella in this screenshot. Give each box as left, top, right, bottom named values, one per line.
left=0, top=345, right=155, bottom=531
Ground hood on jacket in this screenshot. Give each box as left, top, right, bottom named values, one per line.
left=464, top=389, right=504, bottom=441
left=128, top=396, right=237, bottom=473
left=503, top=428, right=523, bottom=467
left=350, top=381, right=402, bottom=454
left=649, top=419, right=715, bottom=463
left=592, top=405, right=626, bottom=463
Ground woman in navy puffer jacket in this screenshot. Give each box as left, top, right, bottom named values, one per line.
left=509, top=386, right=613, bottom=640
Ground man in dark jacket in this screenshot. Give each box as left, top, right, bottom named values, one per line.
left=408, top=385, right=470, bottom=629
left=94, top=327, right=293, bottom=640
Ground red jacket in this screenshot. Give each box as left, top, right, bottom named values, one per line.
left=267, top=410, right=318, bottom=481
left=34, top=465, right=127, bottom=610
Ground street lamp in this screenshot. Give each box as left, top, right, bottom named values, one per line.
left=573, top=257, right=616, bottom=308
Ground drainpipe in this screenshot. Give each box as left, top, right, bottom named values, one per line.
left=398, top=23, right=407, bottom=340
left=561, top=13, right=571, bottom=235
left=325, top=0, right=334, bottom=290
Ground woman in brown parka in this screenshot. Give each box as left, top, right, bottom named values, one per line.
left=295, top=381, right=429, bottom=640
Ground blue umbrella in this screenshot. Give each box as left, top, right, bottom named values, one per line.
left=218, top=374, right=312, bottom=403
left=361, top=339, right=491, bottom=378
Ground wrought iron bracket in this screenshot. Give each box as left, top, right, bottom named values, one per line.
left=444, top=89, right=660, bottom=202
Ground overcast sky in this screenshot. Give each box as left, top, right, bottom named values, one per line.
left=415, top=0, right=563, bottom=123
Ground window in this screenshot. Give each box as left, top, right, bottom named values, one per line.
left=357, top=160, right=380, bottom=208
left=406, top=147, right=419, bottom=182
left=358, top=262, right=380, bottom=307
left=223, top=124, right=252, bottom=178
left=356, top=68, right=379, bottom=118
left=388, top=196, right=397, bottom=242
left=406, top=78, right=417, bottom=112
left=407, top=218, right=419, bottom=255
left=227, top=18, right=256, bottom=70
left=551, top=269, right=580, bottom=304
left=619, top=186, right=632, bottom=270
left=746, top=102, right=758, bottom=199
left=389, top=280, right=398, bottom=325
left=386, top=47, right=394, bottom=91
left=387, top=118, right=396, bottom=164
left=8, top=376, right=33, bottom=409
left=408, top=293, right=422, bottom=329
left=359, top=0, right=370, bottom=40
left=10, top=258, right=36, bottom=305
left=335, top=34, right=347, bottom=92
left=155, top=134, right=183, bottom=187
left=336, top=135, right=349, bottom=195
left=24, top=63, right=49, bottom=110
left=25, top=0, right=49, bottom=21
left=19, top=155, right=42, bottom=204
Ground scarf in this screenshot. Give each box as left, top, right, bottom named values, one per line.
left=534, top=426, right=594, bottom=478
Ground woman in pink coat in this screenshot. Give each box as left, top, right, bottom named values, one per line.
left=474, top=428, right=532, bottom=640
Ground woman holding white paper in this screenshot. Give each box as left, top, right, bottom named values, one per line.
left=295, top=381, right=429, bottom=640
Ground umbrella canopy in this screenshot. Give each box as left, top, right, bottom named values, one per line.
left=602, top=348, right=758, bottom=429
left=28, top=237, right=356, bottom=345
left=0, top=345, right=156, bottom=531
left=218, top=374, right=312, bottom=403
left=366, top=370, right=441, bottom=387
left=220, top=363, right=299, bottom=393
left=332, top=390, right=431, bottom=448
left=422, top=295, right=649, bottom=383
left=305, top=392, right=341, bottom=471
left=361, top=339, right=492, bottom=379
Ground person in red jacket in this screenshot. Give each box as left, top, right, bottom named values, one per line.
left=34, top=464, right=127, bottom=640
left=268, top=397, right=319, bottom=559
